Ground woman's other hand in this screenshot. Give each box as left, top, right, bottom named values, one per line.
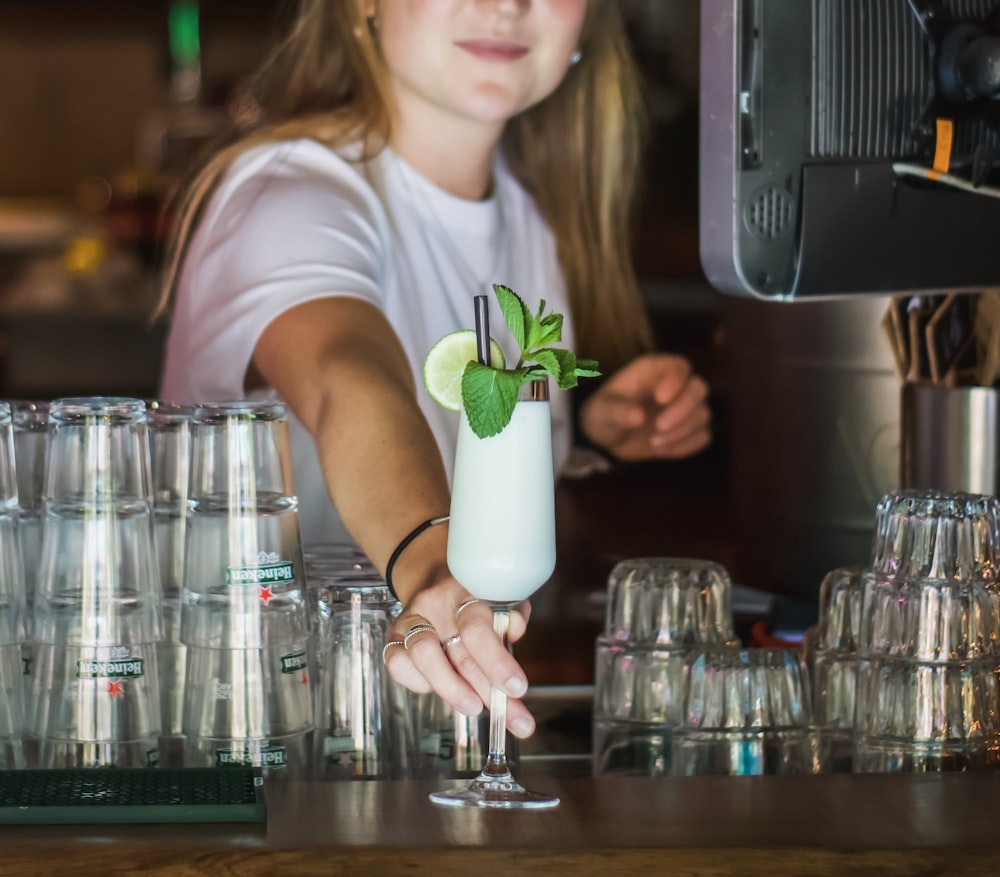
left=579, top=353, right=711, bottom=462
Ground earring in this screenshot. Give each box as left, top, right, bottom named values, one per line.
left=570, top=49, right=582, bottom=65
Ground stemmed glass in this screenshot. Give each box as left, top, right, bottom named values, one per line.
left=429, top=379, right=559, bottom=809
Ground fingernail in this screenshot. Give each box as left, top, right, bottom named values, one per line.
left=511, top=717, right=534, bottom=738
left=461, top=697, right=483, bottom=716
left=505, top=676, right=527, bottom=698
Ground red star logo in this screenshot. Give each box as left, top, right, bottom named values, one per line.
left=107, top=680, right=124, bottom=698
left=301, top=672, right=309, bottom=686
left=259, top=585, right=274, bottom=604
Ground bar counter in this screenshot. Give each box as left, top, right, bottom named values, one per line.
left=1, top=771, right=1000, bottom=875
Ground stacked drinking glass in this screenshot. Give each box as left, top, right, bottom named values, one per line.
left=27, top=397, right=163, bottom=768
left=12, top=401, right=49, bottom=641
left=146, top=401, right=193, bottom=761
left=180, top=401, right=312, bottom=776
left=311, top=571, right=418, bottom=779
left=0, top=403, right=26, bottom=769
left=852, top=490, right=1000, bottom=772
left=592, top=557, right=737, bottom=776
left=809, top=566, right=863, bottom=772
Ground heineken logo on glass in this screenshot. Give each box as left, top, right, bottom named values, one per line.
left=280, top=651, right=308, bottom=674
left=76, top=657, right=145, bottom=679
left=216, top=745, right=287, bottom=768
left=226, top=551, right=295, bottom=586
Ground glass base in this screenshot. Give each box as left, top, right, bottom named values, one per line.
left=429, top=771, right=559, bottom=809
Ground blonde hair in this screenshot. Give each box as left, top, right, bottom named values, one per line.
left=158, top=0, right=652, bottom=372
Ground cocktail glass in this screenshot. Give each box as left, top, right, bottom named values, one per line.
left=429, top=379, right=559, bottom=808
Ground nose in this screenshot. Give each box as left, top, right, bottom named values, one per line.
left=478, top=0, right=529, bottom=15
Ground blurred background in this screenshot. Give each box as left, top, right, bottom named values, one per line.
left=0, top=0, right=898, bottom=654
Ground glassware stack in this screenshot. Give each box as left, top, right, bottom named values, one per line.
left=591, top=557, right=737, bottom=776
left=27, top=397, right=163, bottom=768
left=809, top=566, right=863, bottom=772
left=0, top=403, right=27, bottom=769
left=851, top=490, right=1000, bottom=773
left=311, top=573, right=418, bottom=780
left=180, top=401, right=312, bottom=777
left=11, top=401, right=49, bottom=643
left=146, top=401, right=193, bottom=763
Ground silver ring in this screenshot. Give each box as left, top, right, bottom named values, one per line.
left=382, top=640, right=404, bottom=665
left=403, top=623, right=437, bottom=649
left=455, top=598, right=480, bottom=618
left=442, top=634, right=462, bottom=650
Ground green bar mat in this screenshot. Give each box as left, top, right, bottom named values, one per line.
left=0, top=768, right=266, bottom=825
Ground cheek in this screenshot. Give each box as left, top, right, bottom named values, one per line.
left=546, top=0, right=588, bottom=36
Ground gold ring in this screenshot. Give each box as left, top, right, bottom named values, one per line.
left=403, top=623, right=437, bottom=649
left=455, top=598, right=480, bottom=618
left=442, top=634, right=462, bottom=650
left=382, top=640, right=404, bottom=665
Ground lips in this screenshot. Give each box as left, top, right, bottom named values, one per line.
left=456, top=40, right=529, bottom=62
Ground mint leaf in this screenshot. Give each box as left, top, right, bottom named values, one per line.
left=574, top=357, right=602, bottom=378
left=526, top=311, right=563, bottom=351
left=532, top=348, right=581, bottom=390
left=493, top=284, right=529, bottom=352
left=461, top=362, right=530, bottom=438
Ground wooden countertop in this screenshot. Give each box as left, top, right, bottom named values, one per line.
left=1, top=772, right=999, bottom=875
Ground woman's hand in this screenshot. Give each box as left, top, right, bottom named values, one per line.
left=579, top=353, right=711, bottom=462
left=383, top=577, right=537, bottom=739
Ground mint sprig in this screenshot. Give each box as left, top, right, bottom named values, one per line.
left=460, top=284, right=601, bottom=438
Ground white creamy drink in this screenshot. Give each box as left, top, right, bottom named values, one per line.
left=447, top=394, right=556, bottom=604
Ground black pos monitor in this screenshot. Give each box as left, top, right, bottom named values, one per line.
left=700, top=0, right=1000, bottom=301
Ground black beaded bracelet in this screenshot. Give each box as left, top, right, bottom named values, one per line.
left=384, top=515, right=450, bottom=602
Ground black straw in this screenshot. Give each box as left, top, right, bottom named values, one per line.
left=474, top=295, right=491, bottom=366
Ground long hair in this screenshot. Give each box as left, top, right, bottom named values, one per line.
left=157, top=0, right=652, bottom=372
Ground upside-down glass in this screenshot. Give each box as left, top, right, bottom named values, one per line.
left=147, top=401, right=193, bottom=743
left=29, top=397, right=162, bottom=768
left=180, top=401, right=311, bottom=775
left=811, top=566, right=864, bottom=772
left=672, top=647, right=817, bottom=776
left=592, top=638, right=695, bottom=776
left=312, top=579, right=409, bottom=780
left=603, top=557, right=736, bottom=646
left=12, top=401, right=49, bottom=622
left=870, top=490, right=1000, bottom=583
left=0, top=403, right=26, bottom=769
left=429, top=379, right=559, bottom=808
left=852, top=569, right=1000, bottom=773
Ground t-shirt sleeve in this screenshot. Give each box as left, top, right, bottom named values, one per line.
left=167, top=141, right=385, bottom=401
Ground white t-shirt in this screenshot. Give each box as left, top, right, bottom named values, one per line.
left=160, top=139, right=573, bottom=544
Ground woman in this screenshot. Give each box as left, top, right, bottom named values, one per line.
left=158, top=0, right=711, bottom=738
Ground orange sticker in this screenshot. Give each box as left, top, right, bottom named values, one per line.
left=932, top=118, right=954, bottom=178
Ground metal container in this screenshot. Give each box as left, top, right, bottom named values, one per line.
left=901, top=384, right=999, bottom=495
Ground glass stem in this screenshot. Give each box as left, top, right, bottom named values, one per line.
left=483, top=607, right=511, bottom=780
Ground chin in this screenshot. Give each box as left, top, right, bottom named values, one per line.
left=462, top=85, right=539, bottom=124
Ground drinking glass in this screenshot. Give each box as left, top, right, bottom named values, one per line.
left=870, top=490, right=1000, bottom=583
left=429, top=379, right=559, bottom=808
left=147, top=401, right=193, bottom=744
left=672, top=647, right=817, bottom=776
left=811, top=566, right=863, bottom=772
left=603, top=557, right=736, bottom=646
left=853, top=656, right=1000, bottom=772
left=312, top=578, right=407, bottom=780
left=592, top=639, right=695, bottom=776
left=0, top=403, right=26, bottom=768
left=12, top=401, right=48, bottom=623
left=180, top=401, right=312, bottom=775
left=28, top=396, right=163, bottom=768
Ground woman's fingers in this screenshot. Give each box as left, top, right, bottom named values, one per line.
left=386, top=597, right=537, bottom=738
